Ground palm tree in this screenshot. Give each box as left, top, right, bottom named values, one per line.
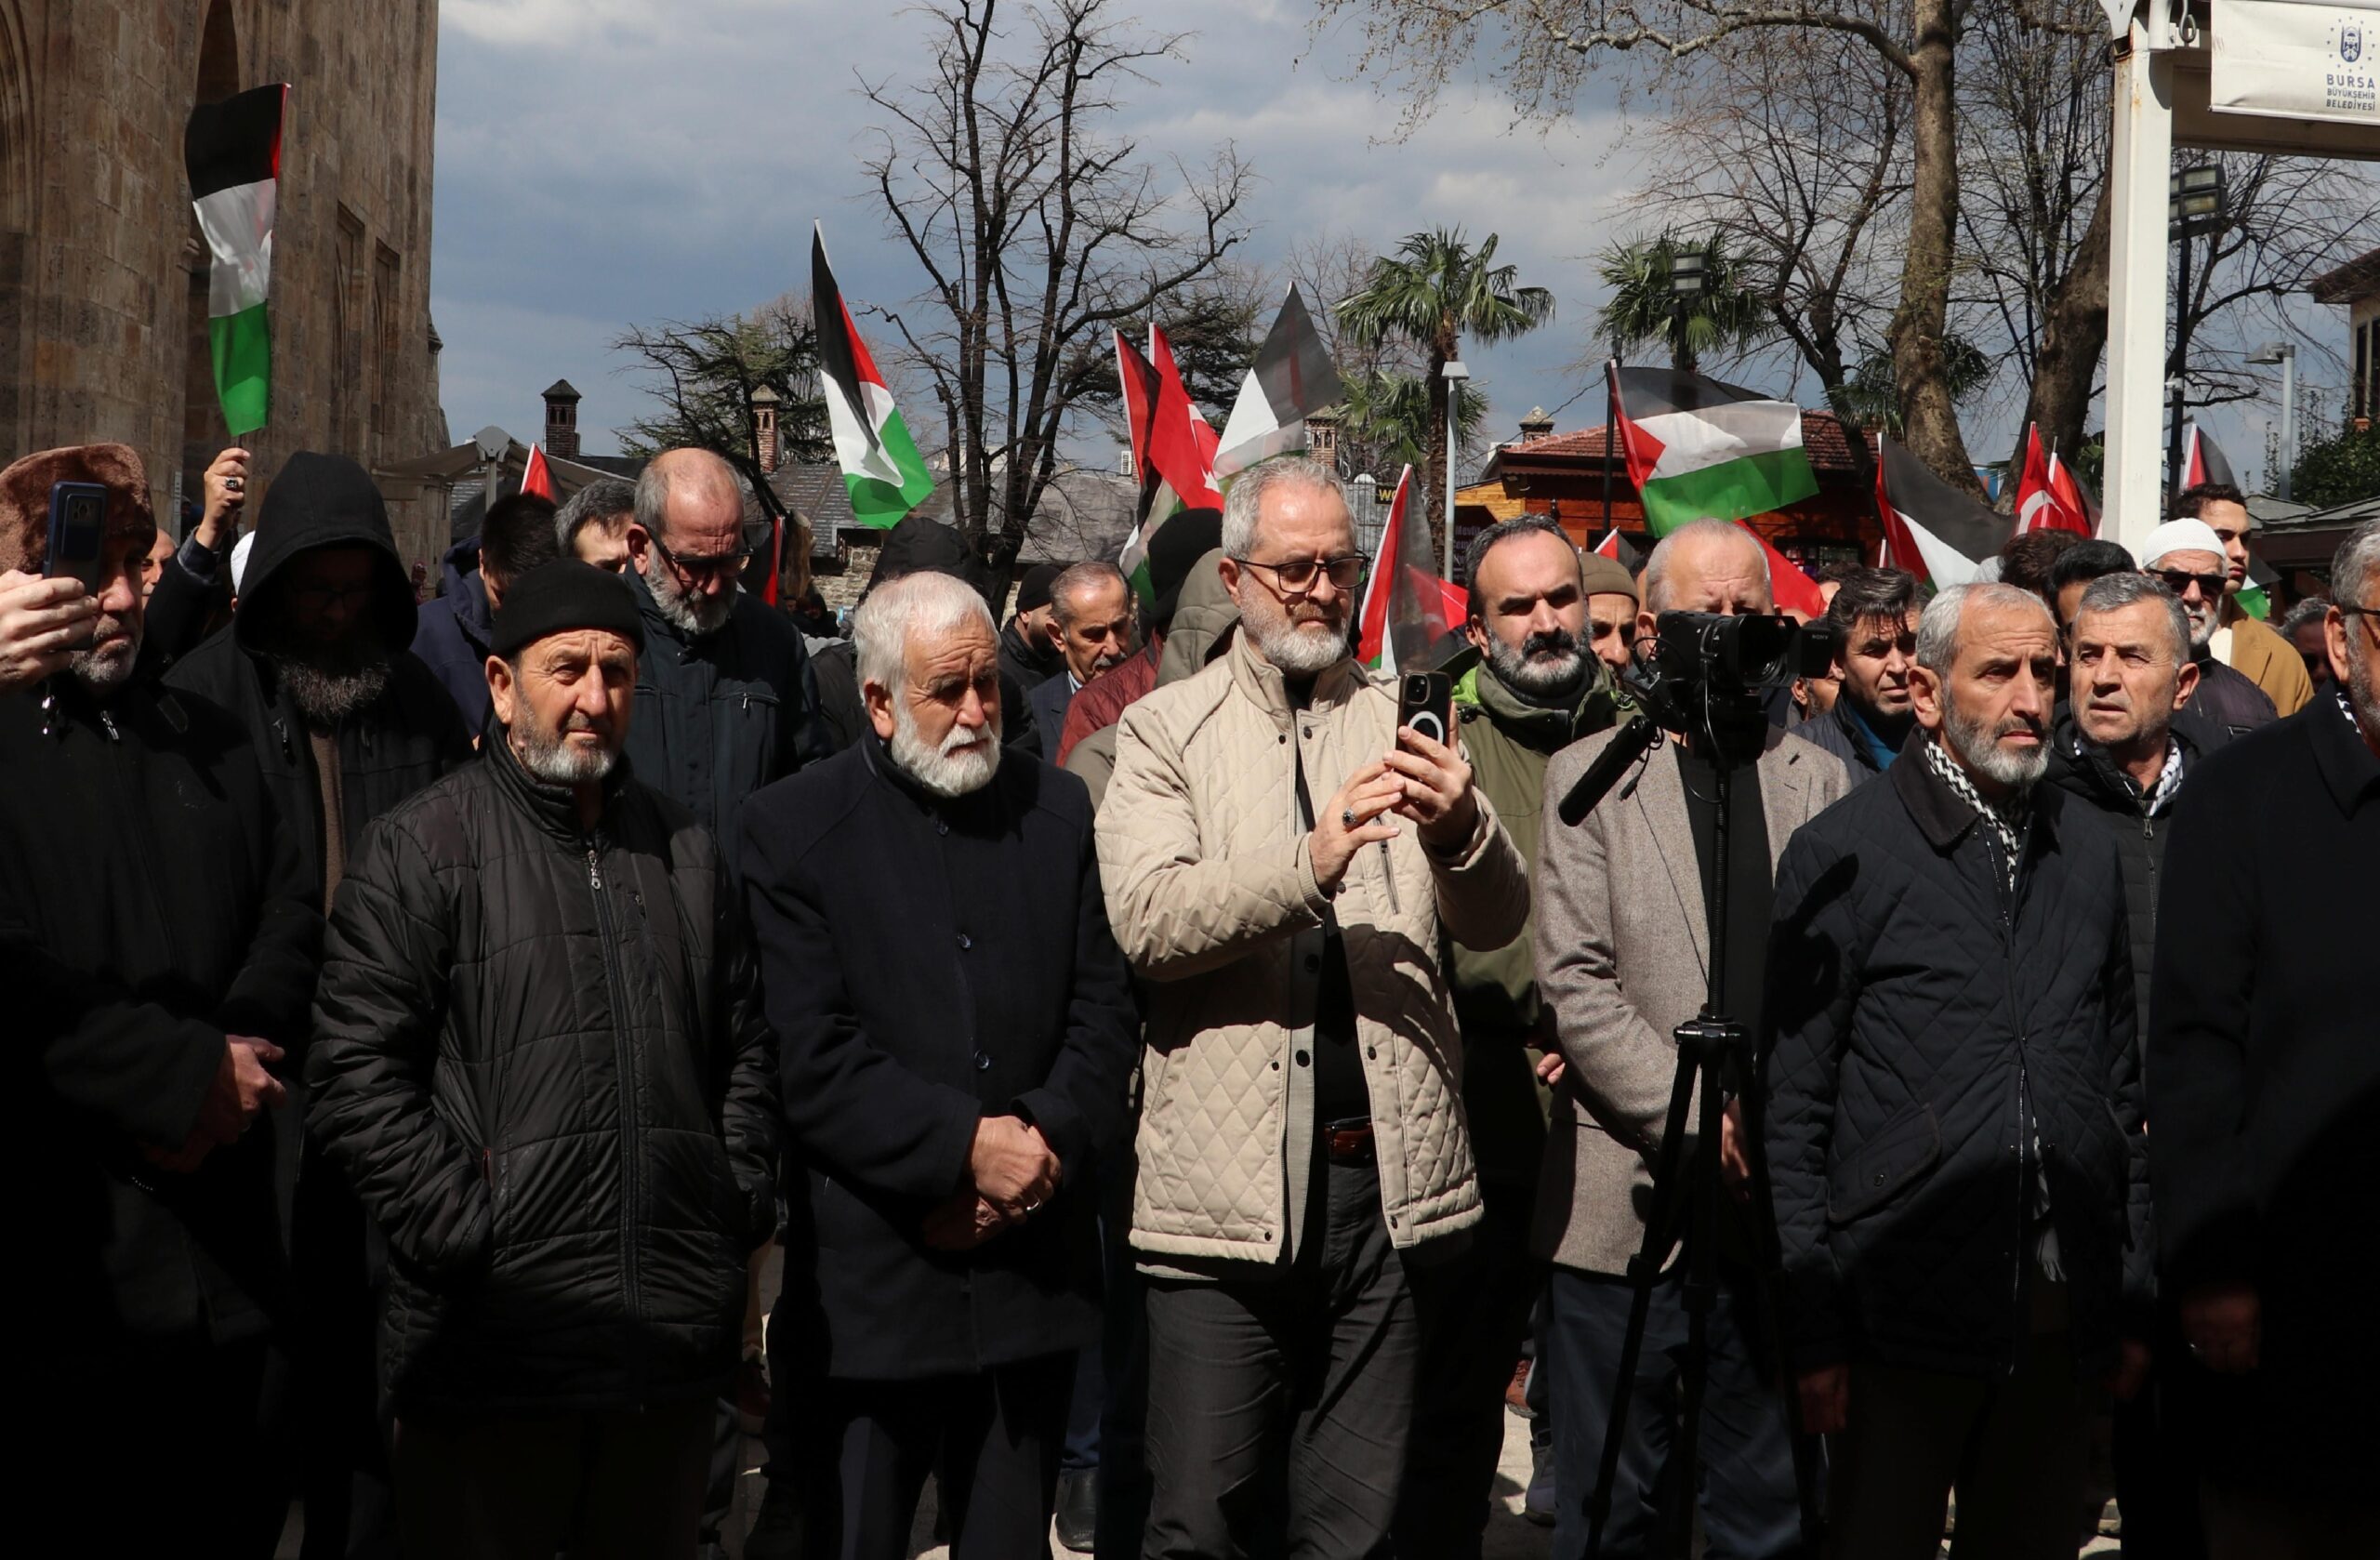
left=1337, top=229, right=1554, bottom=567
left=1338, top=369, right=1488, bottom=486
left=1828, top=336, right=1991, bottom=439
left=1595, top=232, right=1771, bottom=376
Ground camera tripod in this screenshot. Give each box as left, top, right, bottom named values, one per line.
left=1559, top=720, right=1825, bottom=1560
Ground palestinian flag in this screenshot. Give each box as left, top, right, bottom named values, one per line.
left=813, top=224, right=934, bottom=529
left=1875, top=434, right=2012, bottom=588
left=521, top=443, right=555, bottom=501
left=1354, top=467, right=1467, bottom=672
left=1117, top=324, right=1223, bottom=604
left=1591, top=527, right=1646, bottom=574
left=2015, top=424, right=2091, bottom=536
left=1610, top=364, right=1819, bottom=535
left=1215, top=286, right=1342, bottom=479
left=185, top=84, right=286, bottom=438
left=2176, top=423, right=2237, bottom=494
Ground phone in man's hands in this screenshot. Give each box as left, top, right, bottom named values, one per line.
left=44, top=481, right=109, bottom=647
left=1396, top=670, right=1453, bottom=748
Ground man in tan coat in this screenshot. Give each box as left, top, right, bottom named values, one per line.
left=1098, top=456, right=1527, bottom=1560
left=2181, top=482, right=2315, bottom=716
left=1531, top=519, right=1849, bottom=1558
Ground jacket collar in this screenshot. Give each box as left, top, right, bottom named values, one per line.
left=2051, top=708, right=2197, bottom=809
left=2308, top=690, right=2380, bottom=816
left=858, top=728, right=1015, bottom=829
left=1463, top=659, right=1611, bottom=750
left=1890, top=726, right=2066, bottom=853
left=1224, top=628, right=1368, bottom=731
left=485, top=721, right=633, bottom=843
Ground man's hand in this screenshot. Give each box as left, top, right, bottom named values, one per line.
left=0, top=572, right=99, bottom=693
left=1310, top=760, right=1404, bottom=893
left=2180, top=1282, right=2260, bottom=1375
left=922, top=1191, right=1015, bottom=1250
left=198, top=447, right=250, bottom=549
left=2108, top=1338, right=2152, bottom=1402
left=1534, top=1050, right=1567, bottom=1090
left=1797, top=1365, right=1849, bottom=1434
left=1382, top=725, right=1480, bottom=851
left=968, top=1115, right=1059, bottom=1219
left=1719, top=1100, right=1753, bottom=1205
left=191, top=1036, right=288, bottom=1149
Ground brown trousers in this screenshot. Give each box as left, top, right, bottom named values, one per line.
left=393, top=1397, right=713, bottom=1560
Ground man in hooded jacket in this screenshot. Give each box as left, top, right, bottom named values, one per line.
left=166, top=449, right=472, bottom=1557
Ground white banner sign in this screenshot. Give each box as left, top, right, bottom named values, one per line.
left=2212, top=0, right=2380, bottom=126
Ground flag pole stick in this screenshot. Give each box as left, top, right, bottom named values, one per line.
left=1602, top=358, right=1617, bottom=546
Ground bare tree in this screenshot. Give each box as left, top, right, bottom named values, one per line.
left=1315, top=0, right=1987, bottom=494
left=861, top=0, right=1253, bottom=574
left=614, top=293, right=827, bottom=465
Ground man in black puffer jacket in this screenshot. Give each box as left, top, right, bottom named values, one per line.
left=308, top=562, right=778, bottom=1560
left=1765, top=581, right=2150, bottom=1560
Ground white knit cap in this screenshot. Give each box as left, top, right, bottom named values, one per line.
left=2139, top=518, right=2226, bottom=569
left=231, top=530, right=256, bottom=595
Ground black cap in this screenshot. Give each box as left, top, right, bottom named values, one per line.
left=490, top=561, right=647, bottom=661
left=1148, top=508, right=1223, bottom=623
left=1015, top=562, right=1065, bottom=613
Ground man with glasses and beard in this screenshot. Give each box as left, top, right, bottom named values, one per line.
left=1765, top=582, right=2149, bottom=1560
left=1098, top=456, right=1527, bottom=1560
left=1, top=444, right=318, bottom=1556
left=622, top=447, right=825, bottom=863
left=2141, top=518, right=2278, bottom=740
left=165, top=448, right=471, bottom=1558
left=307, top=562, right=779, bottom=1560
left=736, top=569, right=1138, bottom=1557
left=1394, top=514, right=1616, bottom=1557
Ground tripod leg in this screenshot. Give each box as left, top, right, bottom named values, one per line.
left=1583, top=1045, right=1702, bottom=1560
left=1665, top=1050, right=1726, bottom=1560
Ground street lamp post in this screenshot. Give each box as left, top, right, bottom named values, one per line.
left=1442, top=360, right=1470, bottom=579
left=1669, top=245, right=1708, bottom=375
left=2247, top=340, right=2298, bottom=501
left=2167, top=164, right=2226, bottom=501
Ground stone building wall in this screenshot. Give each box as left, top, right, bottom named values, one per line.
left=0, top=0, right=449, bottom=570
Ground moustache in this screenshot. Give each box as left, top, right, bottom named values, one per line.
left=1993, top=712, right=2047, bottom=742
left=1520, top=628, right=1579, bottom=661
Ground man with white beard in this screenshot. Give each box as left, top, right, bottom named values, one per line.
left=308, top=562, right=779, bottom=1559
left=737, top=570, right=1139, bottom=1559
left=1097, top=457, right=1527, bottom=1560
left=1764, top=581, right=2150, bottom=1560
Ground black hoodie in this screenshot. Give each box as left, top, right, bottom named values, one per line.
left=165, top=451, right=472, bottom=906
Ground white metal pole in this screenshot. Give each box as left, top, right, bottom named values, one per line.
left=2104, top=18, right=2175, bottom=555
left=2279, top=348, right=2296, bottom=502
left=1443, top=390, right=1459, bottom=580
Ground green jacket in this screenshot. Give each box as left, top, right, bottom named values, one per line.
left=1449, top=660, right=1617, bottom=1187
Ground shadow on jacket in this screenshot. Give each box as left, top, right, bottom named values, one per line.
left=408, top=535, right=496, bottom=734
left=307, top=734, right=779, bottom=1418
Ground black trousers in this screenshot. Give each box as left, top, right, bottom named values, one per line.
left=1544, top=1264, right=1801, bottom=1560
left=1393, top=1177, right=1541, bottom=1560
left=800, top=1355, right=1074, bottom=1560
left=24, top=1336, right=285, bottom=1556
left=393, top=1397, right=713, bottom=1560
left=1142, top=1158, right=1422, bottom=1560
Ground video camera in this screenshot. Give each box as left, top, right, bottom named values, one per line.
left=1623, top=610, right=1839, bottom=764
left=1555, top=610, right=1838, bottom=826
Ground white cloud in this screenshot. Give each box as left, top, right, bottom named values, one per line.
left=429, top=0, right=1650, bottom=464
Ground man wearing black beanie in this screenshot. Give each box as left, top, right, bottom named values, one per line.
left=1000, top=560, right=1068, bottom=693
left=308, top=558, right=777, bottom=1560
left=164, top=448, right=473, bottom=1556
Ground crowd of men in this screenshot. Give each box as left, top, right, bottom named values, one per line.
left=3, top=435, right=2375, bottom=1560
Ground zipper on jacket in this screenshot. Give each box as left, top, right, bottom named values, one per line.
left=586, top=839, right=645, bottom=1335
left=1993, top=836, right=2029, bottom=1377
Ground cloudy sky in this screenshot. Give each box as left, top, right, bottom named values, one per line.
left=430, top=0, right=1649, bottom=467
left=429, top=0, right=2347, bottom=494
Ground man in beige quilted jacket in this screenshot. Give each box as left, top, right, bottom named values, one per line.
left=1098, top=456, right=1529, bottom=1560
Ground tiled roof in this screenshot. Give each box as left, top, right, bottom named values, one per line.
left=2308, top=245, right=2380, bottom=306
left=1489, top=409, right=1863, bottom=474
left=767, top=463, right=856, bottom=557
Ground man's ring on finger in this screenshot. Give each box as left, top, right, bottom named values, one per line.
left=1341, top=807, right=1356, bottom=830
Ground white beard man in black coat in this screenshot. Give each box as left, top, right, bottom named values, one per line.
left=738, top=569, right=1139, bottom=1560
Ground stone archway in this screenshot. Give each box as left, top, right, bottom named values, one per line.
left=180, top=0, right=243, bottom=523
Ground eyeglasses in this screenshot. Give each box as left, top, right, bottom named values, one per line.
left=651, top=533, right=754, bottom=582
left=285, top=581, right=377, bottom=612
left=2150, top=568, right=2227, bottom=600
left=1235, top=554, right=1369, bottom=597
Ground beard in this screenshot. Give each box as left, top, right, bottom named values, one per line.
left=514, top=708, right=621, bottom=786
left=261, top=628, right=393, bottom=727
left=2347, top=633, right=2380, bottom=738
left=1485, top=627, right=1590, bottom=702
left=643, top=551, right=736, bottom=637
left=2181, top=599, right=2217, bottom=653
left=68, top=614, right=141, bottom=694
left=889, top=696, right=1001, bottom=799
left=1942, top=685, right=2049, bottom=793
left=1241, top=590, right=1349, bottom=678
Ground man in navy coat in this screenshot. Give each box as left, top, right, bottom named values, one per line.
left=741, top=568, right=1139, bottom=1559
